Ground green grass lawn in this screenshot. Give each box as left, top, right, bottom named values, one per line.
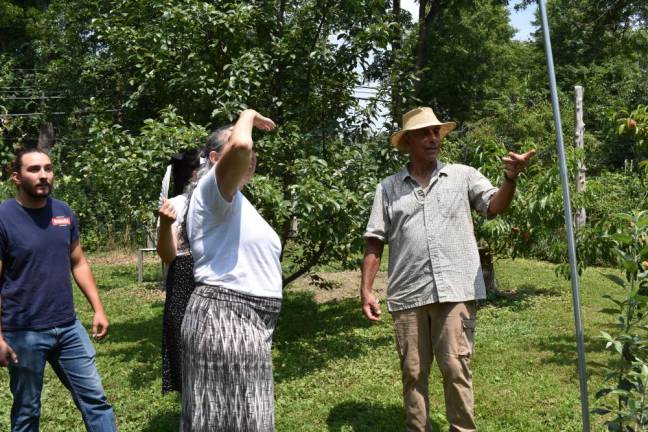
left=0, top=257, right=622, bottom=431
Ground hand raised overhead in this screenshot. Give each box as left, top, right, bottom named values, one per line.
left=252, top=112, right=276, bottom=132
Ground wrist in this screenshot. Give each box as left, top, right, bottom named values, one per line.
left=504, top=171, right=517, bottom=183
left=360, top=289, right=374, bottom=301
left=241, top=109, right=257, bottom=119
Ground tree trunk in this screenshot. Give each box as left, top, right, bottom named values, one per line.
left=574, top=85, right=586, bottom=228
left=37, top=122, right=55, bottom=151
left=479, top=247, right=496, bottom=294
left=414, top=0, right=445, bottom=98
left=390, top=0, right=403, bottom=123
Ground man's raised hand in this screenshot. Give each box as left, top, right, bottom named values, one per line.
left=502, top=150, right=536, bottom=180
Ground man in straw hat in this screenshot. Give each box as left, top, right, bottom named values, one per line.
left=361, top=107, right=534, bottom=431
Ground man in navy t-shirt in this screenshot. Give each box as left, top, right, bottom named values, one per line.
left=0, top=148, right=116, bottom=432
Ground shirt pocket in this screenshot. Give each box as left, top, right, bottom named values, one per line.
left=435, top=187, right=467, bottom=218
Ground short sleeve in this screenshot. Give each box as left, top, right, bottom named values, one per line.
left=467, top=167, right=498, bottom=218
left=195, top=165, right=237, bottom=219
left=364, top=183, right=389, bottom=243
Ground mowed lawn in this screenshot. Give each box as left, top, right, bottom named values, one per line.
left=0, top=256, right=622, bottom=431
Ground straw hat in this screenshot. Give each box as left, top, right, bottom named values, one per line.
left=390, top=107, right=456, bottom=151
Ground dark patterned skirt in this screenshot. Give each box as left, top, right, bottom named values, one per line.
left=161, top=254, right=195, bottom=394
left=180, top=285, right=282, bottom=432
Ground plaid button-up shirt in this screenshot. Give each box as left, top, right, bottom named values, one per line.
left=364, top=162, right=498, bottom=311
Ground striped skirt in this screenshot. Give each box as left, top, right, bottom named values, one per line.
left=180, top=285, right=282, bottom=432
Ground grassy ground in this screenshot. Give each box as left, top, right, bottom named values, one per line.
left=0, top=256, right=622, bottom=431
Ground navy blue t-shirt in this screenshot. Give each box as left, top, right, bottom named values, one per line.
left=0, top=198, right=79, bottom=331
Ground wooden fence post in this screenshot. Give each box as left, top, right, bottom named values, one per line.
left=37, top=122, right=55, bottom=151
left=574, top=85, right=586, bottom=228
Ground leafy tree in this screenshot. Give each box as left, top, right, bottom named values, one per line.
left=1, top=0, right=398, bottom=283
left=595, top=211, right=648, bottom=431
left=618, top=105, right=648, bottom=168
left=415, top=1, right=520, bottom=120
left=530, top=0, right=648, bottom=170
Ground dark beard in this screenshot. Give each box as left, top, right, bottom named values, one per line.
left=22, top=182, right=52, bottom=199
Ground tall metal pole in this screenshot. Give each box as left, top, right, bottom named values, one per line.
left=538, top=1, right=590, bottom=430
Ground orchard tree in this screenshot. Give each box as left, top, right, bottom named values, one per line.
left=3, top=0, right=398, bottom=283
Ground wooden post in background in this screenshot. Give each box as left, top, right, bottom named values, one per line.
left=574, top=85, right=586, bottom=228
left=37, top=122, right=54, bottom=151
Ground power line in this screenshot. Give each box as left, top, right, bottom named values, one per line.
left=2, top=109, right=119, bottom=117
left=0, top=87, right=45, bottom=90
left=2, top=112, right=66, bottom=117
left=1, top=136, right=90, bottom=143
left=0, top=96, right=64, bottom=100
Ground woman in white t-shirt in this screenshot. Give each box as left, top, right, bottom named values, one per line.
left=180, top=109, right=280, bottom=432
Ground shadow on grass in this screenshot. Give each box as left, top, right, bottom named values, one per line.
left=141, top=410, right=180, bottom=432
left=326, top=401, right=445, bottom=432
left=485, top=283, right=562, bottom=312
left=101, top=287, right=391, bottom=389
left=102, top=308, right=165, bottom=389
left=534, top=333, right=605, bottom=368
left=93, top=266, right=137, bottom=291
left=273, top=291, right=392, bottom=383
left=93, top=263, right=164, bottom=291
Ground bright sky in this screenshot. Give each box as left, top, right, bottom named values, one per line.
left=400, top=0, right=537, bottom=41
left=355, top=1, right=538, bottom=129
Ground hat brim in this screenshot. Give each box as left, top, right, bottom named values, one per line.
left=390, top=121, right=457, bottom=151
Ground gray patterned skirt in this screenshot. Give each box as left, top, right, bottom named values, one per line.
left=180, top=284, right=281, bottom=432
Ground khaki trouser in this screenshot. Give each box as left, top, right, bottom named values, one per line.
left=392, top=301, right=477, bottom=432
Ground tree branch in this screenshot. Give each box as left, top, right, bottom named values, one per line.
left=282, top=242, right=329, bottom=287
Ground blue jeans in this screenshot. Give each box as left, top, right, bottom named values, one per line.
left=3, top=319, right=116, bottom=432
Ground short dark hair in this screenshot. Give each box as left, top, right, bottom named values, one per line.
left=205, top=124, right=233, bottom=154
left=12, top=148, right=49, bottom=173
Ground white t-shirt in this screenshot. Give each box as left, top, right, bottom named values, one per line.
left=187, top=166, right=282, bottom=298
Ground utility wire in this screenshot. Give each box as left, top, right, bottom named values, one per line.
left=2, top=112, right=66, bottom=117
left=3, top=109, right=119, bottom=117
left=0, top=96, right=64, bottom=100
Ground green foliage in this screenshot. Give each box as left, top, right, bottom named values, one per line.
left=52, top=108, right=205, bottom=250
left=0, top=0, right=395, bottom=276
left=1, top=0, right=646, bottom=275
left=415, top=1, right=518, bottom=120
left=618, top=105, right=648, bottom=168
left=0, top=257, right=630, bottom=430
left=594, top=211, right=648, bottom=431
left=248, top=126, right=399, bottom=285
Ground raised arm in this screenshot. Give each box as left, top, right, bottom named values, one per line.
left=488, top=150, right=535, bottom=216
left=360, top=237, right=385, bottom=321
left=0, top=261, right=18, bottom=366
left=70, top=240, right=109, bottom=340
left=216, top=109, right=275, bottom=202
